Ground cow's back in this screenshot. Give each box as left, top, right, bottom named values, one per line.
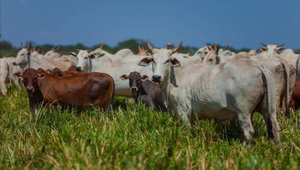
left=40, top=72, right=114, bottom=110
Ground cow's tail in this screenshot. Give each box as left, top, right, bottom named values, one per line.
left=278, top=58, right=290, bottom=117
left=257, top=64, right=281, bottom=145
left=106, top=76, right=115, bottom=111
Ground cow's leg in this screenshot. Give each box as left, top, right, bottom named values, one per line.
left=0, top=83, right=7, bottom=96
left=276, top=95, right=281, bottom=115
left=237, top=112, right=254, bottom=144
left=176, top=105, right=192, bottom=128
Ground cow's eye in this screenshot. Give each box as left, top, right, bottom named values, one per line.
left=209, top=58, right=213, bottom=61
left=164, top=60, right=170, bottom=64
left=84, top=57, right=88, bottom=59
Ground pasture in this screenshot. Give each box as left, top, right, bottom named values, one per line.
left=1, top=86, right=300, bottom=169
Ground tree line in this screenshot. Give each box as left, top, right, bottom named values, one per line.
left=1, top=38, right=296, bottom=57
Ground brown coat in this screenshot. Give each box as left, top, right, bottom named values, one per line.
left=16, top=68, right=115, bottom=114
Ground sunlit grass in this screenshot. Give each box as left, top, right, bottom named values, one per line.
left=1, top=87, right=300, bottom=169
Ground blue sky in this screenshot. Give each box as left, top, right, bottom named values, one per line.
left=2, top=0, right=300, bottom=49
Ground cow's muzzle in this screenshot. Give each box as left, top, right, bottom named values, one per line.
left=75, top=67, right=82, bottom=71
left=26, top=87, right=34, bottom=92
left=152, top=75, right=162, bottom=82
left=131, top=86, right=138, bottom=91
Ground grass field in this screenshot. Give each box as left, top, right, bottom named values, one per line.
left=1, top=87, right=300, bottom=169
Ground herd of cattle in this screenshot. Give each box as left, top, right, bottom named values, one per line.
left=1, top=40, right=300, bottom=145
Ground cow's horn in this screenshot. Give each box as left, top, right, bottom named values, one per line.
left=100, top=43, right=105, bottom=49
left=21, top=42, right=24, bottom=49
left=32, top=43, right=36, bottom=51
left=261, top=42, right=268, bottom=47
left=87, top=49, right=93, bottom=53
left=223, top=43, right=230, bottom=50
left=147, top=39, right=154, bottom=52
left=27, top=42, right=32, bottom=50
left=277, top=43, right=285, bottom=47
left=171, top=41, right=183, bottom=54
left=54, top=46, right=60, bottom=52
left=215, top=43, right=219, bottom=54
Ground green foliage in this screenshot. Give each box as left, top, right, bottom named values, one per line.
left=0, top=39, right=278, bottom=58
left=1, top=87, right=300, bottom=169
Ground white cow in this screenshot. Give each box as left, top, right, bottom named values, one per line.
left=43, top=47, right=61, bottom=59
left=0, top=57, right=23, bottom=95
left=74, top=49, right=153, bottom=97
left=202, top=44, right=294, bottom=117
left=138, top=40, right=281, bottom=144
left=13, top=43, right=71, bottom=71
left=0, top=59, right=9, bottom=95
left=261, top=43, right=300, bottom=80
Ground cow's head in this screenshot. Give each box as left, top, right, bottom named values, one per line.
left=50, top=67, right=63, bottom=77
left=202, top=44, right=220, bottom=66
left=13, top=42, right=32, bottom=68
left=44, top=47, right=60, bottom=59
left=71, top=49, right=94, bottom=72
left=14, top=68, right=39, bottom=93
left=194, top=46, right=211, bottom=59
left=120, top=71, right=149, bottom=98
left=248, top=47, right=259, bottom=56
left=138, top=40, right=182, bottom=83
left=261, top=43, right=285, bottom=55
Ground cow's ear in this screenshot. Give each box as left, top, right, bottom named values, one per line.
left=277, top=47, right=285, bottom=53
left=170, top=58, right=181, bottom=67
left=120, top=75, right=129, bottom=80
left=37, top=73, right=45, bottom=79
left=207, top=46, right=213, bottom=51
left=261, top=48, right=267, bottom=53
left=69, top=52, right=77, bottom=57
left=141, top=75, right=149, bottom=80
left=89, top=54, right=95, bottom=59
left=138, top=57, right=153, bottom=67
left=46, top=69, right=51, bottom=74
left=95, top=52, right=105, bottom=58
left=13, top=72, right=23, bottom=80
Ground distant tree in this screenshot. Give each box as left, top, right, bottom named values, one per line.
left=0, top=41, right=13, bottom=50
left=115, top=39, right=147, bottom=54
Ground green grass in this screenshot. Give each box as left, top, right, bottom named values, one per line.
left=1, top=87, right=300, bottom=169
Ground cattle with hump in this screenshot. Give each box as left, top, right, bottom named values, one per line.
left=138, top=40, right=281, bottom=145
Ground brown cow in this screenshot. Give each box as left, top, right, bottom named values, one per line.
left=289, top=80, right=300, bottom=110
left=14, top=69, right=44, bottom=114
left=15, top=68, right=115, bottom=114
left=120, top=71, right=167, bottom=112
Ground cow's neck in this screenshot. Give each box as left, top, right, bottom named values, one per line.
left=160, top=66, right=177, bottom=107
left=89, top=56, right=113, bottom=72
left=38, top=76, right=56, bottom=97
left=27, top=89, right=43, bottom=114
left=24, top=56, right=43, bottom=69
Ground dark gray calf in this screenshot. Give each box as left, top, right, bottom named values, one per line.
left=120, top=71, right=167, bottom=112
